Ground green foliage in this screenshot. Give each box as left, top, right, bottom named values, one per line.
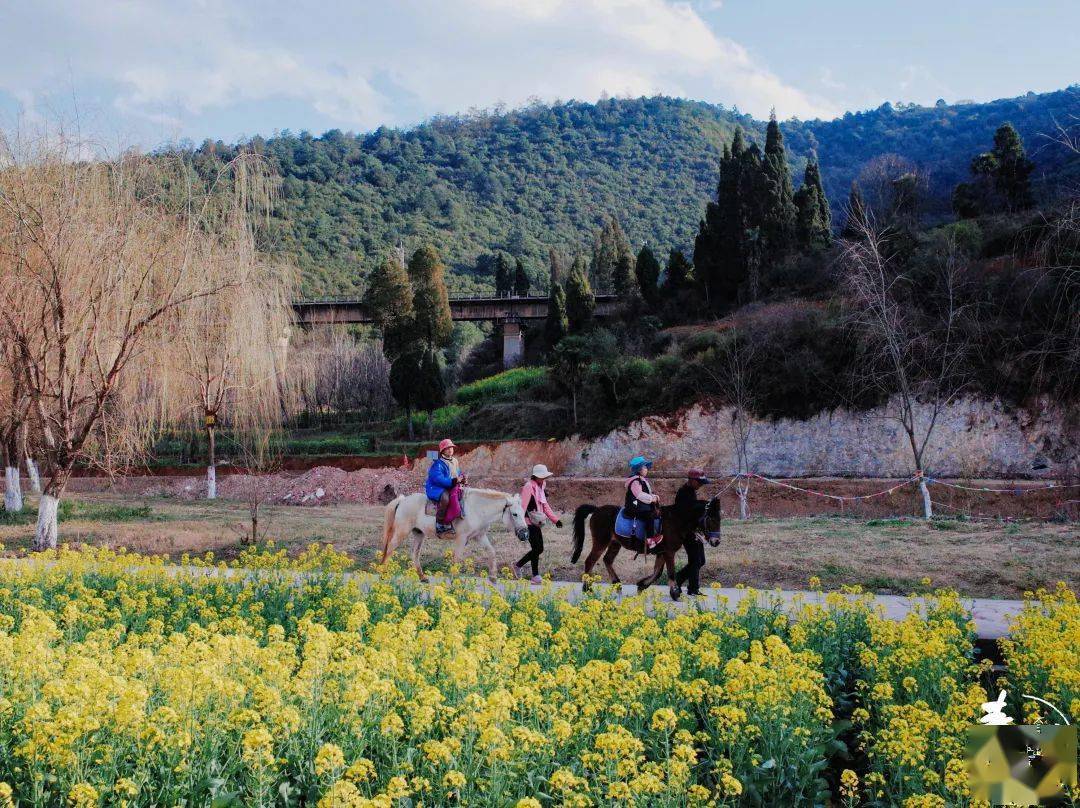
left=958, top=122, right=1036, bottom=217
left=544, top=282, right=569, bottom=349
left=493, top=253, right=513, bottom=296
left=564, top=255, right=595, bottom=332
left=513, top=258, right=530, bottom=296
left=0, top=500, right=165, bottom=526
left=394, top=404, right=468, bottom=437
left=589, top=215, right=634, bottom=293
left=454, top=366, right=548, bottom=407
left=795, top=159, right=832, bottom=251
left=762, top=113, right=798, bottom=259
left=407, top=246, right=453, bottom=348
left=634, top=245, right=662, bottom=309
left=173, top=91, right=1077, bottom=296
left=363, top=252, right=414, bottom=357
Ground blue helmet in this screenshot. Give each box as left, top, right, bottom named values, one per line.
left=628, top=455, right=653, bottom=472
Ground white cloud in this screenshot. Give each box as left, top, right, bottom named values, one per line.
left=0, top=0, right=838, bottom=143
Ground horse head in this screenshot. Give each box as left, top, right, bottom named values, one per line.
left=701, top=495, right=723, bottom=547
left=503, top=494, right=530, bottom=542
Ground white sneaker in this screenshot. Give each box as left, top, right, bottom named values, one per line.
left=530, top=575, right=543, bottom=584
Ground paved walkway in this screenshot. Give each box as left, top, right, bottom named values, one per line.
left=1, top=558, right=1021, bottom=640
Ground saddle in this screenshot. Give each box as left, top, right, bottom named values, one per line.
left=614, top=508, right=662, bottom=553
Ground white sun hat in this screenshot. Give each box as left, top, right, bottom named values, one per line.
left=531, top=464, right=554, bottom=479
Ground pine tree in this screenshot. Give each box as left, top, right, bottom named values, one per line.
left=564, top=255, right=595, bottom=333
left=513, top=258, right=530, bottom=296
left=407, top=245, right=453, bottom=348
left=761, top=112, right=797, bottom=261
left=364, top=252, right=414, bottom=358
left=975, top=122, right=1035, bottom=212
left=589, top=215, right=633, bottom=292
left=634, top=245, right=662, bottom=309
left=841, top=182, right=868, bottom=240
left=795, top=158, right=832, bottom=251
left=545, top=282, right=569, bottom=349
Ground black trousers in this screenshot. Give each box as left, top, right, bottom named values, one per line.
left=676, top=537, right=706, bottom=594
left=516, top=524, right=544, bottom=576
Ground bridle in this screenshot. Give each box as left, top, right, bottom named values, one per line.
left=698, top=494, right=722, bottom=547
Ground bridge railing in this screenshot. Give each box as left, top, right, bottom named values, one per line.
left=295, top=291, right=617, bottom=306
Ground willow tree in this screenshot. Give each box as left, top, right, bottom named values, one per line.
left=0, top=132, right=281, bottom=548
left=171, top=249, right=294, bottom=499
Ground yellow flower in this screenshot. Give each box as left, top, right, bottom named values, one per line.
left=314, top=743, right=346, bottom=777
left=650, top=706, right=678, bottom=733
left=515, top=800, right=542, bottom=808
left=67, top=783, right=100, bottom=808
left=720, top=772, right=743, bottom=796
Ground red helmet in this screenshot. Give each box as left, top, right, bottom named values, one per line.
left=438, top=438, right=457, bottom=453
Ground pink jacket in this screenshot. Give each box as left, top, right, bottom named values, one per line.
left=521, top=479, right=559, bottom=525
left=626, top=477, right=658, bottom=504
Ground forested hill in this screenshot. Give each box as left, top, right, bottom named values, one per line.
left=190, top=88, right=1079, bottom=295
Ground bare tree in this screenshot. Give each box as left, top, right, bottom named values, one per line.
left=171, top=245, right=294, bottom=499
left=839, top=215, right=975, bottom=518
left=230, top=427, right=283, bottom=546
left=286, top=329, right=393, bottom=420
left=0, top=130, right=281, bottom=548
left=703, top=328, right=757, bottom=518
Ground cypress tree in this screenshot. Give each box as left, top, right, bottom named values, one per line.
left=634, top=245, right=662, bottom=309
left=761, top=112, right=797, bottom=259
left=795, top=158, right=832, bottom=251
left=590, top=215, right=633, bottom=292
left=662, top=249, right=693, bottom=295
left=494, top=253, right=512, bottom=296
left=612, top=255, right=638, bottom=299
left=564, top=255, right=595, bottom=333
left=548, top=247, right=564, bottom=288
left=407, top=245, right=453, bottom=348
left=545, top=282, right=569, bottom=349
left=364, top=252, right=414, bottom=358
left=513, top=258, right=530, bottom=296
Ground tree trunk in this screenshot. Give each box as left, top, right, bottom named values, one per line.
left=737, top=479, right=750, bottom=519
left=250, top=512, right=258, bottom=546
left=207, top=426, right=217, bottom=499
left=918, top=478, right=933, bottom=519
left=25, top=457, right=41, bottom=494
left=571, top=388, right=578, bottom=427
left=406, top=407, right=414, bottom=440
left=4, top=465, right=22, bottom=513
left=33, top=471, right=69, bottom=550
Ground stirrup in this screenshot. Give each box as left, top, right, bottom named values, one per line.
left=436, top=521, right=454, bottom=534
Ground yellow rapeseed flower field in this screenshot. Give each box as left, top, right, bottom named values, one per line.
left=0, top=546, right=1074, bottom=807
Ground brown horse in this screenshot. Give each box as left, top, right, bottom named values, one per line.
left=571, top=495, right=722, bottom=600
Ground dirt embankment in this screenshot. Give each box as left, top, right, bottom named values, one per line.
left=67, top=463, right=1074, bottom=520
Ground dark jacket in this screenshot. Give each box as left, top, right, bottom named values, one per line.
left=674, top=482, right=700, bottom=512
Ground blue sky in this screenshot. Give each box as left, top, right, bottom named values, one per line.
left=1, top=0, right=1076, bottom=148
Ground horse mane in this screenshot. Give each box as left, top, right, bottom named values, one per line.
left=467, top=487, right=512, bottom=501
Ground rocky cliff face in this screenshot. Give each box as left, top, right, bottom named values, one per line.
left=459, top=397, right=1077, bottom=479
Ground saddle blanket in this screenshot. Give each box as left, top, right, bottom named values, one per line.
left=615, top=508, right=662, bottom=550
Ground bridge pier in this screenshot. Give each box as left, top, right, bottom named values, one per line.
left=501, top=319, right=523, bottom=368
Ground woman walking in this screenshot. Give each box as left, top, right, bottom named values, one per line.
left=515, top=464, right=563, bottom=583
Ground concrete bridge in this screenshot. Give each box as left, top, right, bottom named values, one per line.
left=293, top=293, right=619, bottom=367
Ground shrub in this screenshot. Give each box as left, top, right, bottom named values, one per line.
left=454, top=366, right=548, bottom=406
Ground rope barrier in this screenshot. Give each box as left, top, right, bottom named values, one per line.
left=696, top=471, right=1077, bottom=504
left=925, top=478, right=1080, bottom=494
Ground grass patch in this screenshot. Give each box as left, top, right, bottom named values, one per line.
left=455, top=366, right=547, bottom=406
left=0, top=500, right=167, bottom=526
left=865, top=517, right=912, bottom=528
left=393, top=405, right=469, bottom=436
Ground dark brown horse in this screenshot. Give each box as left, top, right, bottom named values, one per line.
left=571, top=496, right=722, bottom=600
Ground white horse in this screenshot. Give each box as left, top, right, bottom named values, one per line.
left=380, top=487, right=530, bottom=580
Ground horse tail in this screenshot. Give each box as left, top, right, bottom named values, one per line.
left=381, top=495, right=404, bottom=563
left=571, top=504, right=597, bottom=563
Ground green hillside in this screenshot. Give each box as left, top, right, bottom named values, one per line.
left=177, top=89, right=1079, bottom=296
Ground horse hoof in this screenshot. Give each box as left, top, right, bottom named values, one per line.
left=636, top=578, right=650, bottom=590
left=670, top=585, right=682, bottom=602
left=582, top=580, right=592, bottom=593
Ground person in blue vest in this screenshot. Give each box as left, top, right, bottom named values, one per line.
left=426, top=438, right=466, bottom=533
left=624, top=455, right=660, bottom=540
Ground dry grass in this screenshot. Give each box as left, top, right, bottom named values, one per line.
left=1, top=491, right=1074, bottom=598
